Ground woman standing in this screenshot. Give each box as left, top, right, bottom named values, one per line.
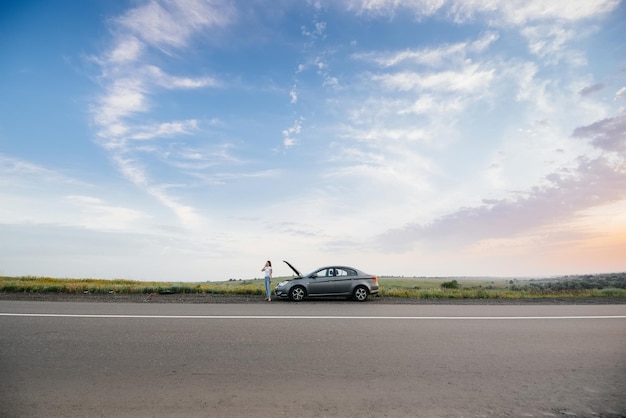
left=262, top=260, right=272, bottom=301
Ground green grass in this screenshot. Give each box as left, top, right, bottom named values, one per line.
left=377, top=276, right=625, bottom=299
left=0, top=276, right=272, bottom=296
left=1, top=275, right=625, bottom=300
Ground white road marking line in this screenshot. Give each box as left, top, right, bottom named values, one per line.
left=1, top=313, right=625, bottom=320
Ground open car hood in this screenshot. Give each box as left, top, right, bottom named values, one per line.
left=282, top=260, right=302, bottom=277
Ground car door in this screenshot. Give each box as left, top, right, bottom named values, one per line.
left=306, top=268, right=335, bottom=295
left=333, top=267, right=356, bottom=294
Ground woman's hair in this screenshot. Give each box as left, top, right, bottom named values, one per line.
left=267, top=260, right=272, bottom=266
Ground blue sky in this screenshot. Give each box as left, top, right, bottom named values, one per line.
left=1, top=0, right=625, bottom=281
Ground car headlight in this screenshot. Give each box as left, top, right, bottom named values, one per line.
left=276, top=281, right=288, bottom=287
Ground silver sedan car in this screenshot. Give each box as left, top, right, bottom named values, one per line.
left=275, top=260, right=379, bottom=302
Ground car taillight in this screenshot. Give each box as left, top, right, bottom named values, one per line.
left=372, top=276, right=378, bottom=282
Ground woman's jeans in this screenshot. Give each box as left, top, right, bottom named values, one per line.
left=264, top=276, right=271, bottom=298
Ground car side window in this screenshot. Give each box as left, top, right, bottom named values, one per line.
left=335, top=269, right=348, bottom=277
left=346, top=269, right=357, bottom=276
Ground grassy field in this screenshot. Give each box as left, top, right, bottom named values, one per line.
left=1, top=274, right=625, bottom=299
left=379, top=277, right=623, bottom=299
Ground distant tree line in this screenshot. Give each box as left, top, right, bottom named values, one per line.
left=509, top=273, right=626, bottom=291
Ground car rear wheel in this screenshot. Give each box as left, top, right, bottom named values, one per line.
left=353, top=286, right=369, bottom=302
left=289, top=286, right=306, bottom=302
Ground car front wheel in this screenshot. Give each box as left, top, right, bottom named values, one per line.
left=353, top=286, right=369, bottom=302
left=289, top=286, right=306, bottom=302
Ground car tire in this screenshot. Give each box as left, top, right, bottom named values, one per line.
left=289, top=286, right=306, bottom=302
left=353, top=286, right=369, bottom=302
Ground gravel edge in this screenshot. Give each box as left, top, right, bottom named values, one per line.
left=1, top=292, right=624, bottom=305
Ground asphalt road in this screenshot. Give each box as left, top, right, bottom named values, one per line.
left=1, top=301, right=625, bottom=417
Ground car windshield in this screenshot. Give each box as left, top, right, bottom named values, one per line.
left=306, top=268, right=337, bottom=277
left=304, top=269, right=320, bottom=277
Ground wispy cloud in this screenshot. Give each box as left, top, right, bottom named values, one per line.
left=378, top=113, right=626, bottom=251
left=66, top=195, right=149, bottom=230
left=282, top=118, right=304, bottom=148
left=90, top=0, right=237, bottom=227
left=147, top=185, right=205, bottom=229
left=372, top=64, right=495, bottom=93
left=0, top=154, right=87, bottom=186
left=106, top=36, right=143, bottom=63
left=481, top=0, right=620, bottom=25
left=342, top=0, right=620, bottom=25
left=144, top=66, right=222, bottom=89
left=93, top=78, right=147, bottom=143
left=353, top=32, right=499, bottom=68
left=379, top=156, right=626, bottom=251
left=290, top=85, right=298, bottom=104
left=114, top=0, right=235, bottom=50
left=343, top=0, right=619, bottom=69
left=579, top=83, right=605, bottom=97
left=573, top=114, right=626, bottom=154
left=129, top=120, right=199, bottom=141
left=112, top=155, right=149, bottom=186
